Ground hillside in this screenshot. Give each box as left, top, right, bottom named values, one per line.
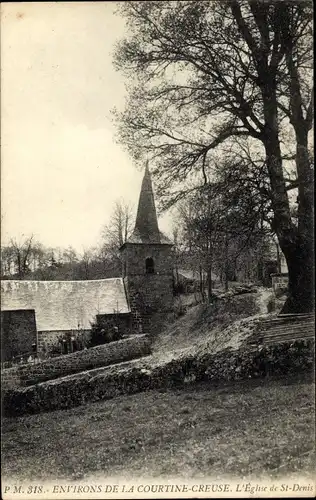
left=151, top=289, right=271, bottom=362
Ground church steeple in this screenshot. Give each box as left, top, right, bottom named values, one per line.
left=119, top=162, right=174, bottom=336
left=128, top=163, right=167, bottom=244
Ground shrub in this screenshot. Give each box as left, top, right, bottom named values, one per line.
left=89, top=321, right=123, bottom=347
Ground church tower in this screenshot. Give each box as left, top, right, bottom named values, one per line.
left=120, top=164, right=174, bottom=335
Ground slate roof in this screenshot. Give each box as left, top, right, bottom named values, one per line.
left=126, top=164, right=172, bottom=245
left=1, top=278, right=130, bottom=332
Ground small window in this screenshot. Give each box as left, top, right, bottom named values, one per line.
left=145, top=257, right=155, bottom=274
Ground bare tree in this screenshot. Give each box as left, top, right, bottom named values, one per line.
left=9, top=235, right=35, bottom=279
left=175, top=177, right=270, bottom=298
left=80, top=248, right=93, bottom=280
left=114, top=0, right=313, bottom=313
left=101, top=199, right=135, bottom=249
left=1, top=245, right=15, bottom=277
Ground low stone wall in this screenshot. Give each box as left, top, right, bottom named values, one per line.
left=2, top=339, right=314, bottom=417
left=1, top=335, right=151, bottom=389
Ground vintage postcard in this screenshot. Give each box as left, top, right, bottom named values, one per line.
left=1, top=1, right=314, bottom=499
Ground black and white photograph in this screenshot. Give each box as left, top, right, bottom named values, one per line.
left=1, top=1, right=315, bottom=498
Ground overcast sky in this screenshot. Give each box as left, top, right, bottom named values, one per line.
left=1, top=2, right=172, bottom=252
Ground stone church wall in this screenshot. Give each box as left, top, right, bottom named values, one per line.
left=121, top=243, right=174, bottom=336
left=124, top=274, right=174, bottom=335
left=123, top=244, right=174, bottom=277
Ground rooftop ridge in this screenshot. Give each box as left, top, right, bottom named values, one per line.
left=1, top=277, right=124, bottom=285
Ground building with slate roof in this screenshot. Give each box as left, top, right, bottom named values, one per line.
left=1, top=165, right=174, bottom=359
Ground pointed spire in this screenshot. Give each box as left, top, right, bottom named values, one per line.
left=130, top=163, right=161, bottom=243
left=120, top=162, right=172, bottom=247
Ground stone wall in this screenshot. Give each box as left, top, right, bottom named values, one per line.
left=1, top=310, right=37, bottom=362
left=3, top=339, right=314, bottom=417
left=1, top=334, right=151, bottom=389
left=121, top=243, right=174, bottom=336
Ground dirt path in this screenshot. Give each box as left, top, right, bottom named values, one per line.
left=256, top=287, right=273, bottom=315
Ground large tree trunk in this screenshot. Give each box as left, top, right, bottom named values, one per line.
left=264, top=130, right=313, bottom=314
left=281, top=237, right=314, bottom=313
left=281, top=129, right=314, bottom=314
left=261, top=79, right=313, bottom=314
left=224, top=231, right=229, bottom=292
left=207, top=231, right=213, bottom=303
left=280, top=49, right=314, bottom=313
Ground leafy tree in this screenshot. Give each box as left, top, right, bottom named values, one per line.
left=113, top=0, right=313, bottom=313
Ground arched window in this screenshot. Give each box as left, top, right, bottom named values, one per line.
left=145, top=257, right=155, bottom=274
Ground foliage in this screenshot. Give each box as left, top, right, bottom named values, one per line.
left=89, top=319, right=123, bottom=348
left=99, top=199, right=135, bottom=277
left=173, top=181, right=271, bottom=293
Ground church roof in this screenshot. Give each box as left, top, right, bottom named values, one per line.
left=1, top=278, right=130, bottom=332
left=126, top=164, right=172, bottom=245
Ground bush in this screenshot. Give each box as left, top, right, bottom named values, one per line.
left=89, top=321, right=123, bottom=347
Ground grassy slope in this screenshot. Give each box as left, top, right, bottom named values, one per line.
left=151, top=292, right=264, bottom=362
left=2, top=376, right=314, bottom=482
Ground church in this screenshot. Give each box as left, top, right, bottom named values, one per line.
left=1, top=165, right=174, bottom=361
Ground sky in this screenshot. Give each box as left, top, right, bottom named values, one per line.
left=1, top=2, right=172, bottom=253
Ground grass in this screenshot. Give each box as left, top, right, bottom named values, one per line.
left=2, top=375, right=315, bottom=482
